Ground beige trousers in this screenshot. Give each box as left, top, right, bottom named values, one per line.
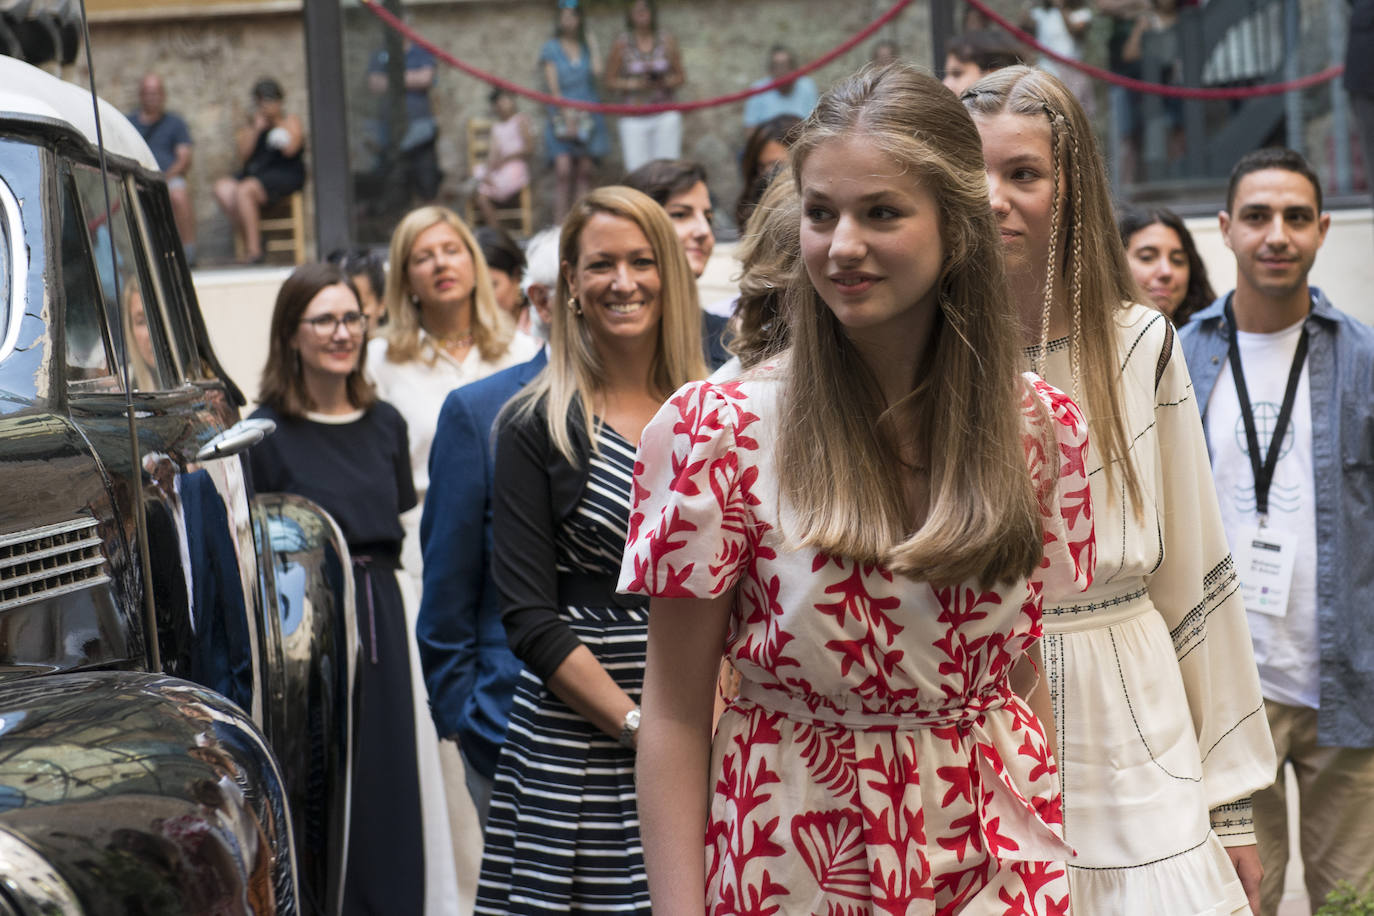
left=1253, top=700, right=1374, bottom=916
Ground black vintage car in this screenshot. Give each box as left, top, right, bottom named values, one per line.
left=0, top=59, right=355, bottom=913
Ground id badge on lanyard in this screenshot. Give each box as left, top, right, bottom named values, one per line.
left=1234, top=525, right=1298, bottom=617
left=1224, top=299, right=1307, bottom=618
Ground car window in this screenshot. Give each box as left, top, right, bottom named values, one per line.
left=59, top=171, right=117, bottom=387
left=133, top=180, right=202, bottom=381
left=72, top=165, right=174, bottom=392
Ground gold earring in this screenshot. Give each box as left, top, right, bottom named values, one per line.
left=567, top=296, right=582, bottom=316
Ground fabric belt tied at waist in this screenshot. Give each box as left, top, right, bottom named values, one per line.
left=735, top=678, right=1076, bottom=863
left=559, top=572, right=649, bottom=610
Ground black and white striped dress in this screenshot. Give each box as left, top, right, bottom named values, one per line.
left=475, top=425, right=650, bottom=914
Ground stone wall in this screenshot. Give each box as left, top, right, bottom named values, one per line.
left=85, top=9, right=311, bottom=260
left=84, top=0, right=949, bottom=258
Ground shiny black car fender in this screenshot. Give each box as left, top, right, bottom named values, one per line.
left=0, top=671, right=296, bottom=915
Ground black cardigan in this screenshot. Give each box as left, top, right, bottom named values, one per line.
left=491, top=396, right=606, bottom=683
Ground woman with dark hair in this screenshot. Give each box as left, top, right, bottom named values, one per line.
left=326, top=246, right=387, bottom=327
left=540, top=0, right=609, bottom=222
left=473, top=186, right=707, bottom=914
left=1119, top=205, right=1216, bottom=325
left=213, top=77, right=306, bottom=264
left=622, top=158, right=714, bottom=277
left=475, top=225, right=528, bottom=328
left=622, top=158, right=731, bottom=365
left=605, top=0, right=685, bottom=171
left=247, top=262, right=422, bottom=914
left=734, top=113, right=800, bottom=230
left=942, top=29, right=1028, bottom=95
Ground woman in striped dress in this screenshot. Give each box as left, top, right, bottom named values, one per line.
left=474, top=185, right=707, bottom=914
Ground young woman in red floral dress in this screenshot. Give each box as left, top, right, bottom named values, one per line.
left=621, top=63, right=1096, bottom=915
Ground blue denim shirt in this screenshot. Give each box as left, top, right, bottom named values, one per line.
left=1180, top=289, right=1374, bottom=747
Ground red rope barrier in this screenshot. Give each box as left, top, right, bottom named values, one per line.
left=962, top=0, right=1342, bottom=100
left=360, top=0, right=912, bottom=114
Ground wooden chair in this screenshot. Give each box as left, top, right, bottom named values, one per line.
left=464, top=117, right=533, bottom=238
left=236, top=190, right=306, bottom=265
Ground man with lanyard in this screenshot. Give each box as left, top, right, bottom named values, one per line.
left=1181, top=147, right=1374, bottom=915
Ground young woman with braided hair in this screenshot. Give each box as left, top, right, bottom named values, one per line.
left=965, top=65, right=1275, bottom=914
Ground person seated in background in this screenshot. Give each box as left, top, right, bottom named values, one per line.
left=734, top=113, right=800, bottom=238
left=213, top=77, right=305, bottom=264
left=1118, top=205, right=1215, bottom=326
left=941, top=29, right=1028, bottom=95
left=326, top=247, right=388, bottom=328
left=131, top=73, right=196, bottom=263
left=471, top=88, right=533, bottom=229
left=742, top=44, right=818, bottom=128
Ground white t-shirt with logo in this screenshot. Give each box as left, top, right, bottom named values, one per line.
left=1205, top=317, right=1319, bottom=709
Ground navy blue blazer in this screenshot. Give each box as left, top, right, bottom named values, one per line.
left=417, top=349, right=547, bottom=780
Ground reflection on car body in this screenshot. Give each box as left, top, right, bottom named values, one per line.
left=0, top=56, right=356, bottom=914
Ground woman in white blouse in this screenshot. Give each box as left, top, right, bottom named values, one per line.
left=366, top=205, right=537, bottom=912
left=368, top=205, right=538, bottom=589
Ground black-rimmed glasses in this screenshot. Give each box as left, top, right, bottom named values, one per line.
left=299, top=312, right=367, bottom=338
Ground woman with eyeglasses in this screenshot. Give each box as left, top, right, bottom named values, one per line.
left=247, top=261, right=424, bottom=915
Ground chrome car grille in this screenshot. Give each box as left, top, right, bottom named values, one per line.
left=0, top=518, right=110, bottom=612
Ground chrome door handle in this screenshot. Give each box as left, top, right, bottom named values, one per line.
left=195, top=417, right=275, bottom=461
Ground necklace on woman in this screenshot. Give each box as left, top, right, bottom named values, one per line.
left=429, top=327, right=473, bottom=357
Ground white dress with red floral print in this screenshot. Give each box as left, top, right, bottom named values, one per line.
left=619, top=365, right=1095, bottom=916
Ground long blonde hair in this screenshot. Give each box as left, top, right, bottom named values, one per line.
left=508, top=185, right=708, bottom=464
left=780, top=62, right=1051, bottom=587
left=381, top=205, right=515, bottom=364
left=962, top=65, right=1143, bottom=511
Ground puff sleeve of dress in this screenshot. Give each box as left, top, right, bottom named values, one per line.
left=618, top=380, right=758, bottom=600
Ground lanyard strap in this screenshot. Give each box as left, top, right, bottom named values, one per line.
left=1224, top=299, right=1308, bottom=523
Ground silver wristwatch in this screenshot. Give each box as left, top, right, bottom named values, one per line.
left=619, top=706, right=641, bottom=750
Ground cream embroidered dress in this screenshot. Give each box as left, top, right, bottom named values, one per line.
left=620, top=366, right=1094, bottom=915
left=1035, top=303, right=1276, bottom=915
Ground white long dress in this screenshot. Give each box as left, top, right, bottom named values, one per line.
left=365, top=328, right=538, bottom=916
left=1035, top=303, right=1277, bottom=915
